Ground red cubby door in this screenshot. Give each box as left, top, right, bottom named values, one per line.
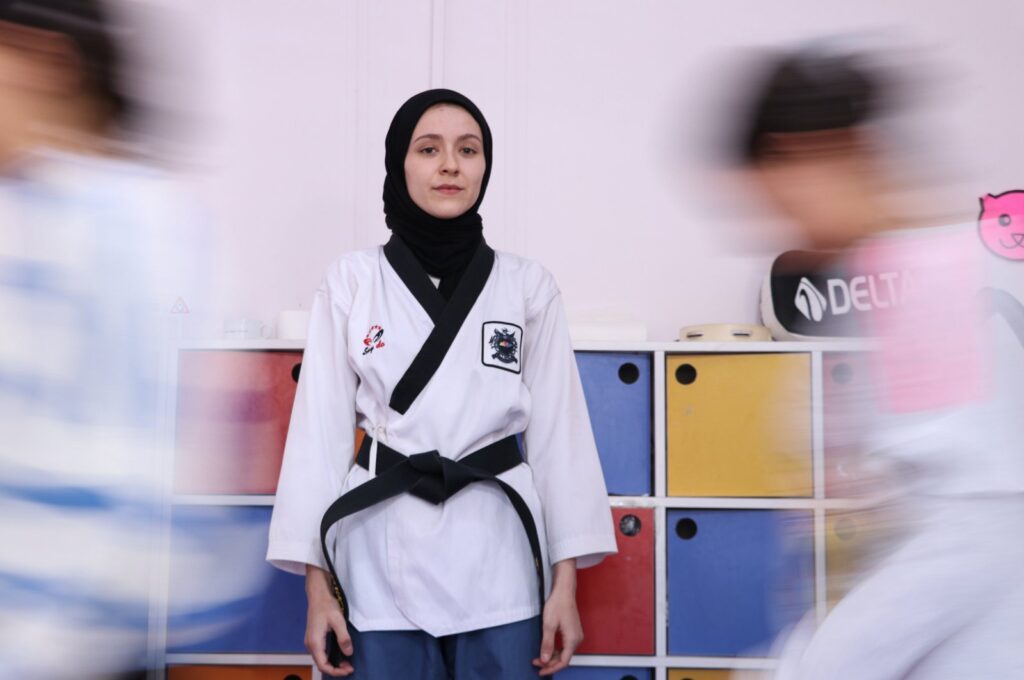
left=575, top=507, right=655, bottom=655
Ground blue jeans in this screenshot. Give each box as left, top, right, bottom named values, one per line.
left=348, top=615, right=541, bottom=679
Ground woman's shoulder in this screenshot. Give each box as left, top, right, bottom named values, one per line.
left=320, top=245, right=383, bottom=302
left=493, top=249, right=555, bottom=281
left=493, top=250, right=562, bottom=315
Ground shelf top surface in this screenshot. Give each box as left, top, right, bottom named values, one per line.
left=178, top=338, right=871, bottom=353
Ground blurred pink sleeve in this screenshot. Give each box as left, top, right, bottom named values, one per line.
left=856, top=228, right=991, bottom=413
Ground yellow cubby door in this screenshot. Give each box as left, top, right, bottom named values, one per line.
left=668, top=670, right=731, bottom=680
left=669, top=670, right=770, bottom=680
left=826, top=507, right=898, bottom=607
left=666, top=353, right=812, bottom=497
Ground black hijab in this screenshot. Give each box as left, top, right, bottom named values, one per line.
left=383, top=89, right=492, bottom=296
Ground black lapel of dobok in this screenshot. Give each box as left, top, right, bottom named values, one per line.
left=388, top=242, right=495, bottom=414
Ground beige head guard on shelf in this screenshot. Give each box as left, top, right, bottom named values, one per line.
left=678, top=323, right=772, bottom=342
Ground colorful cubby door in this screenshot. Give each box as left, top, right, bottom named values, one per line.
left=575, top=352, right=653, bottom=495
left=822, top=352, right=873, bottom=497
left=167, top=666, right=311, bottom=680
left=669, top=671, right=770, bottom=680
left=576, top=507, right=655, bottom=655
left=166, top=505, right=306, bottom=653
left=175, top=350, right=303, bottom=494
left=555, top=668, right=653, bottom=680
left=667, top=509, right=814, bottom=656
left=825, top=508, right=891, bottom=607
left=666, top=354, right=812, bottom=497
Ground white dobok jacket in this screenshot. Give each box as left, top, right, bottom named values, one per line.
left=267, top=238, right=617, bottom=636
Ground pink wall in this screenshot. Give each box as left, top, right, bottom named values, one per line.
left=179, top=0, right=1024, bottom=339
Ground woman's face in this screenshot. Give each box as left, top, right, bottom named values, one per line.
left=404, top=103, right=485, bottom=219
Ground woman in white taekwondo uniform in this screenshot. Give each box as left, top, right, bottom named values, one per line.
left=267, top=89, right=617, bottom=678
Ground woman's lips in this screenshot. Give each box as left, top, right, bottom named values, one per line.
left=434, top=185, right=463, bottom=195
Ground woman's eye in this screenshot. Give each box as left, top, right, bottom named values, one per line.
left=419, top=146, right=437, bottom=155
left=461, top=147, right=478, bottom=155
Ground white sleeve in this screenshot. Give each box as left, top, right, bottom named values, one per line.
left=267, top=282, right=357, bottom=575
left=523, top=291, right=617, bottom=569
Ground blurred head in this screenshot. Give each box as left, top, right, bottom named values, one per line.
left=0, top=0, right=126, bottom=158
left=404, top=103, right=486, bottom=219
left=734, top=50, right=888, bottom=249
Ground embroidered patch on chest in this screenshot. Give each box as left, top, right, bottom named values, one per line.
left=362, top=324, right=385, bottom=355
left=482, top=321, right=523, bottom=373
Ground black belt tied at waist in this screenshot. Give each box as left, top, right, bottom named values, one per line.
left=318, top=433, right=545, bottom=638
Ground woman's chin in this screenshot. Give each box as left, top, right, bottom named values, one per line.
left=423, top=202, right=471, bottom=220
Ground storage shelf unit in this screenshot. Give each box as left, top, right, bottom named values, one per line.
left=153, top=340, right=869, bottom=679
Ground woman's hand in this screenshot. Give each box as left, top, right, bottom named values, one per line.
left=533, top=559, right=583, bottom=677
left=305, top=565, right=355, bottom=677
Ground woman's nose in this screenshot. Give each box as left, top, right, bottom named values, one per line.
left=440, top=150, right=459, bottom=174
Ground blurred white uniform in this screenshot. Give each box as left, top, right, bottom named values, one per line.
left=0, top=148, right=216, bottom=679
left=773, top=224, right=1024, bottom=680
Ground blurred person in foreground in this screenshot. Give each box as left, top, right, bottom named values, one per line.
left=723, top=47, right=1024, bottom=679
left=0, top=2, right=231, bottom=678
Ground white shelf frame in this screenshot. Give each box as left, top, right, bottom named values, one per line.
left=158, top=340, right=868, bottom=678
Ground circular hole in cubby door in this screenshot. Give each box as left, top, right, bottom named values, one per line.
left=675, top=363, right=697, bottom=385
left=291, top=362, right=302, bottom=383
left=618, top=362, right=640, bottom=385
left=675, top=517, right=698, bottom=540
left=834, top=516, right=858, bottom=541
left=622, top=676, right=638, bottom=680
left=284, top=675, right=302, bottom=680
left=831, top=361, right=853, bottom=385
left=619, top=513, right=642, bottom=537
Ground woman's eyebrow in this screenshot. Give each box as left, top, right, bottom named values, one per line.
left=411, top=133, right=442, bottom=144
left=411, top=132, right=481, bottom=144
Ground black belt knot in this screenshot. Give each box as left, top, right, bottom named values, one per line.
left=407, top=450, right=442, bottom=473
left=404, top=451, right=474, bottom=504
